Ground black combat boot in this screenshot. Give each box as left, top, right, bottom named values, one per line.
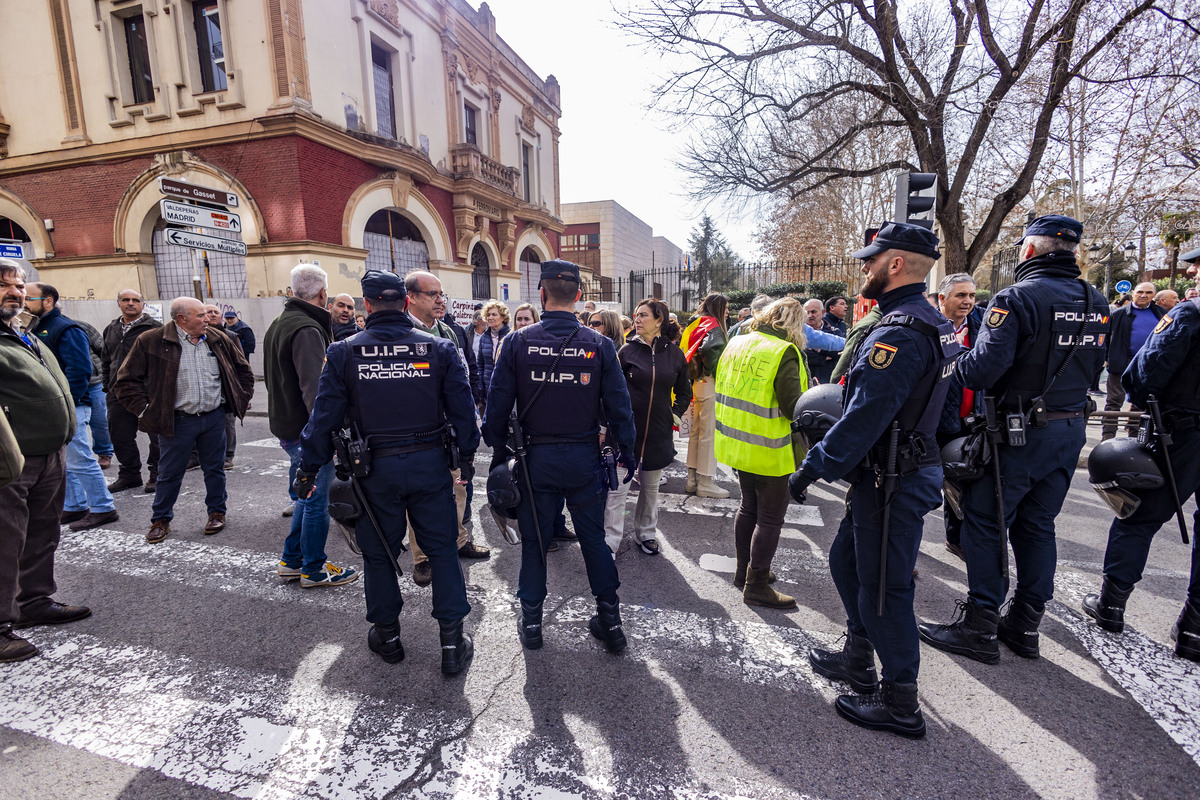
left=809, top=631, right=879, bottom=694
left=918, top=599, right=1000, bottom=664
left=439, top=618, right=473, bottom=675
left=588, top=598, right=627, bottom=653
left=835, top=680, right=926, bottom=739
left=367, top=620, right=405, bottom=663
left=1170, top=602, right=1200, bottom=663
left=517, top=601, right=543, bottom=650
left=1082, top=578, right=1132, bottom=633
left=997, top=598, right=1044, bottom=659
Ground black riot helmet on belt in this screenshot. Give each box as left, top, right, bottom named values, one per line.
left=792, top=384, right=843, bottom=450
left=1087, top=438, right=1164, bottom=518
left=941, top=435, right=986, bottom=482
left=486, top=459, right=522, bottom=544
left=327, top=478, right=363, bottom=554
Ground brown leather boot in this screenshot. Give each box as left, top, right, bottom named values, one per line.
left=742, top=567, right=796, bottom=609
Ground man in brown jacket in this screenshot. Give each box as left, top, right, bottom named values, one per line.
left=114, top=297, right=254, bottom=544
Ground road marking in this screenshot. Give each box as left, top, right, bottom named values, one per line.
left=243, top=437, right=283, bottom=449
left=653, top=493, right=824, bottom=526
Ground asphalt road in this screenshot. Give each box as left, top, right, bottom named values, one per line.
left=1, top=411, right=1198, bottom=800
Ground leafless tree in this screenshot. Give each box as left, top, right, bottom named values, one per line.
left=623, top=0, right=1200, bottom=274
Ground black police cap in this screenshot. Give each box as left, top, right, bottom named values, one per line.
left=851, top=221, right=941, bottom=261
left=361, top=269, right=406, bottom=301
left=1022, top=214, right=1083, bottom=244
left=539, top=259, right=581, bottom=283
left=1180, top=246, right=1200, bottom=264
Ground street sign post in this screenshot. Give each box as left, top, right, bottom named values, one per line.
left=160, top=199, right=242, bottom=233
left=1115, top=280, right=1132, bottom=294
left=158, top=177, right=239, bottom=208
left=0, top=243, right=24, bottom=259
left=163, top=228, right=248, bottom=257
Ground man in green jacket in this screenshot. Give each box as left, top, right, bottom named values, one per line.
left=0, top=259, right=91, bottom=664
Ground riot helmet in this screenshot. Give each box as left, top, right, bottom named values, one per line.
left=327, top=478, right=363, bottom=554
left=487, top=460, right=522, bottom=544
left=1087, top=438, right=1164, bottom=518
left=792, top=383, right=843, bottom=450
left=941, top=435, right=986, bottom=482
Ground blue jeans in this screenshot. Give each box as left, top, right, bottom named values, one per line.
left=829, top=465, right=941, bottom=684
left=961, top=418, right=1086, bottom=611
left=281, top=440, right=334, bottom=575
left=87, top=384, right=113, bottom=457
left=515, top=442, right=618, bottom=606
left=1102, top=426, right=1200, bottom=606
left=152, top=409, right=227, bottom=522
left=356, top=447, right=469, bottom=624
left=64, top=404, right=116, bottom=514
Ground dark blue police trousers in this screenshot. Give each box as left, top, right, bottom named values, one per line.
left=961, top=417, right=1086, bottom=612
left=356, top=448, right=470, bottom=624
left=829, top=464, right=941, bottom=684
left=515, top=442, right=619, bottom=606
left=1102, top=426, right=1200, bottom=607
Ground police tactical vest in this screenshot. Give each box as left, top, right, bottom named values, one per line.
left=344, top=328, right=444, bottom=445
left=1158, top=303, right=1200, bottom=414
left=714, top=331, right=806, bottom=476
left=994, top=279, right=1108, bottom=410
left=512, top=322, right=604, bottom=437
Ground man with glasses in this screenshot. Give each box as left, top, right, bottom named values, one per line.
left=405, top=271, right=490, bottom=588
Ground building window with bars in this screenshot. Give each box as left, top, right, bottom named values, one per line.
left=363, top=210, right=428, bottom=276
left=464, top=103, right=478, bottom=145
left=371, top=43, right=396, bottom=139
left=125, top=14, right=155, bottom=104
left=521, top=143, right=533, bottom=202
left=192, top=2, right=227, bottom=92
left=519, top=246, right=541, bottom=302
left=471, top=243, right=491, bottom=300
left=153, top=224, right=248, bottom=300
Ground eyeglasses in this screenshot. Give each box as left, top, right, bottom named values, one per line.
left=414, top=290, right=448, bottom=300
left=588, top=320, right=604, bottom=328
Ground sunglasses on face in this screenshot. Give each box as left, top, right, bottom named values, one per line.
left=588, top=320, right=604, bottom=327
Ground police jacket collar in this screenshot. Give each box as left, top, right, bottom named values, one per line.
left=1014, top=250, right=1080, bottom=282
left=875, top=282, right=928, bottom=315
left=362, top=309, right=415, bottom=333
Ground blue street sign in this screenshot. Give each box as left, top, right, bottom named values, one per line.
left=0, top=243, right=24, bottom=259
left=1115, top=280, right=1132, bottom=294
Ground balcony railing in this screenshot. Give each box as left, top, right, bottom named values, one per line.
left=450, top=144, right=520, bottom=196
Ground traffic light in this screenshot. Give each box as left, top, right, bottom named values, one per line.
left=894, top=172, right=937, bottom=230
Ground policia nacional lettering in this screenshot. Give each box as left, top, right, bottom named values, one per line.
left=353, top=343, right=434, bottom=380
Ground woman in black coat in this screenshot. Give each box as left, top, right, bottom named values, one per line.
left=602, top=298, right=691, bottom=555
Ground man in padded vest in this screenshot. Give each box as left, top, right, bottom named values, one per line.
left=294, top=270, right=479, bottom=676
left=789, top=221, right=960, bottom=739
left=920, top=215, right=1108, bottom=665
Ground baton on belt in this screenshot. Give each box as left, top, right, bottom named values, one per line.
left=508, top=412, right=547, bottom=566
left=1146, top=396, right=1190, bottom=545
left=982, top=395, right=1010, bottom=574
left=333, top=431, right=405, bottom=576
left=876, top=421, right=901, bottom=616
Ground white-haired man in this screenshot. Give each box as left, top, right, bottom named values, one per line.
left=115, top=297, right=254, bottom=544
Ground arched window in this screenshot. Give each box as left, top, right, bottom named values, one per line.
left=364, top=209, right=428, bottom=275
left=471, top=242, right=491, bottom=300
left=519, top=246, right=541, bottom=302
left=0, top=217, right=31, bottom=260
left=152, top=219, right=248, bottom=299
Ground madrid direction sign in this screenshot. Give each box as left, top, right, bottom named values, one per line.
left=158, top=177, right=239, bottom=208
left=160, top=199, right=242, bottom=233
left=163, top=228, right=248, bottom=257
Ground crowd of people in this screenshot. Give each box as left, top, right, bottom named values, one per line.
left=2, top=227, right=1198, bottom=740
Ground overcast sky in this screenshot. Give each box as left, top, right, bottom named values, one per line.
left=482, top=0, right=761, bottom=259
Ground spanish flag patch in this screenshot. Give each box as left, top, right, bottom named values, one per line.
left=986, top=307, right=1010, bottom=328
left=1153, top=315, right=1173, bottom=335
left=869, top=342, right=898, bottom=370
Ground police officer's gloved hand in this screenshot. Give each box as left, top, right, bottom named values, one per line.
left=617, top=450, right=639, bottom=484
left=490, top=447, right=508, bottom=473
left=788, top=471, right=810, bottom=505
left=458, top=454, right=475, bottom=483
left=293, top=470, right=318, bottom=500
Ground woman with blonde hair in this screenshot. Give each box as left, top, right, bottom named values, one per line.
left=478, top=300, right=510, bottom=407
left=714, top=296, right=810, bottom=608
left=682, top=292, right=729, bottom=498
left=512, top=303, right=540, bottom=329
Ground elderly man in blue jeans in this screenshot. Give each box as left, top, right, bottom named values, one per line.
left=264, top=264, right=359, bottom=588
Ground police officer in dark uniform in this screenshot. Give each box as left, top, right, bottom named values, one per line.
left=483, top=260, right=637, bottom=653
left=1083, top=299, right=1200, bottom=662
left=788, top=222, right=959, bottom=739
left=295, top=270, right=479, bottom=675
left=920, top=215, right=1108, bottom=664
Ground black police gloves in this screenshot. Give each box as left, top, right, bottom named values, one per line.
left=788, top=471, right=810, bottom=505
left=617, top=450, right=639, bottom=484
left=293, top=470, right=318, bottom=500
left=459, top=455, right=475, bottom=484
left=490, top=447, right=509, bottom=473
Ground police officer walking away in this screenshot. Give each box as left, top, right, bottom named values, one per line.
left=483, top=260, right=637, bottom=653
left=294, top=270, right=479, bottom=675
left=1083, top=298, right=1200, bottom=662
left=788, top=222, right=958, bottom=739
left=920, top=215, right=1108, bottom=664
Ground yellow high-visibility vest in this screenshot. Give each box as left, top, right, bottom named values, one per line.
left=714, top=331, right=808, bottom=476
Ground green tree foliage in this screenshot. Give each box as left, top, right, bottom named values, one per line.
left=687, top=215, right=741, bottom=294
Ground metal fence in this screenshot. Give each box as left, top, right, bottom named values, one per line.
left=990, top=246, right=1020, bottom=293
left=583, top=257, right=862, bottom=315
